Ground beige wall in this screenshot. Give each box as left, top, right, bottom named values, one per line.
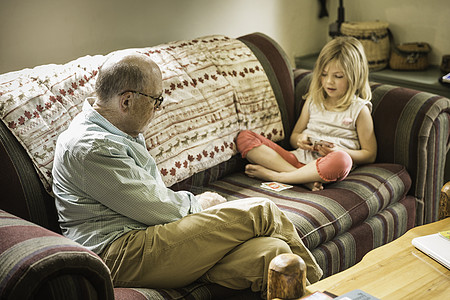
left=0, top=0, right=448, bottom=74
left=0, top=0, right=328, bottom=73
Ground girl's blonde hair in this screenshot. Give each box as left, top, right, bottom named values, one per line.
left=305, top=36, right=371, bottom=111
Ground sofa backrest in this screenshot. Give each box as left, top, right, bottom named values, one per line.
left=238, top=33, right=296, bottom=147
left=0, top=33, right=292, bottom=230
left=0, top=120, right=60, bottom=231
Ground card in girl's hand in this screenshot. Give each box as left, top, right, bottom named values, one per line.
left=261, top=182, right=293, bottom=192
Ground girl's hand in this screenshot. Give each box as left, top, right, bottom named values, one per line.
left=315, top=143, right=339, bottom=156
left=296, top=133, right=314, bottom=151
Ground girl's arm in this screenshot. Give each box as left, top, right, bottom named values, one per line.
left=290, top=98, right=313, bottom=150
left=338, top=105, right=377, bottom=165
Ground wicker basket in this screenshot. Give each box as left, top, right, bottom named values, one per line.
left=341, top=21, right=390, bottom=71
left=389, top=42, right=431, bottom=71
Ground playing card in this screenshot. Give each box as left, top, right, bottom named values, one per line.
left=261, top=182, right=293, bottom=192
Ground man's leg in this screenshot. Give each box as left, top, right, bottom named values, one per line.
left=201, top=236, right=292, bottom=296
left=100, top=198, right=322, bottom=290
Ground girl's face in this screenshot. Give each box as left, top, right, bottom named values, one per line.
left=321, top=61, right=349, bottom=103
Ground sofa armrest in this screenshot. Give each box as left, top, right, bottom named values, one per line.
left=370, top=84, right=450, bottom=225
left=0, top=210, right=114, bottom=300
left=293, top=70, right=450, bottom=225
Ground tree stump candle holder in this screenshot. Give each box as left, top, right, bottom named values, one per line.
left=267, top=253, right=306, bottom=300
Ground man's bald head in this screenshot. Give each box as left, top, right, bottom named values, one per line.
left=95, top=53, right=161, bottom=103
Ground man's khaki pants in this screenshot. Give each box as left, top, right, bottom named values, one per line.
left=100, top=198, right=322, bottom=295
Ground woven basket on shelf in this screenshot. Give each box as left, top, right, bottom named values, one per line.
left=389, top=42, right=431, bottom=71
left=341, top=21, right=390, bottom=71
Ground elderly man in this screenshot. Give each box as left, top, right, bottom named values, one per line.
left=52, top=52, right=322, bottom=297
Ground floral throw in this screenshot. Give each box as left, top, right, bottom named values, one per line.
left=0, top=35, right=283, bottom=190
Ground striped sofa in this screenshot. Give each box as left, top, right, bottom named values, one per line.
left=1, top=32, right=449, bottom=300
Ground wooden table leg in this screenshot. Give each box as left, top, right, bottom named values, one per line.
left=267, top=253, right=306, bottom=300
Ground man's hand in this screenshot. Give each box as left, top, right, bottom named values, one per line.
left=196, top=192, right=227, bottom=210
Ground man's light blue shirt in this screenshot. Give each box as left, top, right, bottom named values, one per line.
left=52, top=99, right=202, bottom=254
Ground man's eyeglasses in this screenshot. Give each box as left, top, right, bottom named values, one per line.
left=119, top=90, right=164, bottom=109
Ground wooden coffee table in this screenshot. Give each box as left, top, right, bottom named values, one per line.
left=305, top=218, right=450, bottom=299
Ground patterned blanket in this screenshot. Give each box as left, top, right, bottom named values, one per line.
left=0, top=35, right=283, bottom=190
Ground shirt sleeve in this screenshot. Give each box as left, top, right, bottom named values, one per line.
left=79, top=139, right=202, bottom=226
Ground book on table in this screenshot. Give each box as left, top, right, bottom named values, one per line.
left=412, top=230, right=450, bottom=269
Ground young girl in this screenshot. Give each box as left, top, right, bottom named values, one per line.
left=236, top=36, right=377, bottom=191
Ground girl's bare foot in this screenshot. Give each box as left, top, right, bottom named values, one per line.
left=304, top=181, right=324, bottom=191
left=245, top=165, right=324, bottom=191
left=245, top=164, right=278, bottom=181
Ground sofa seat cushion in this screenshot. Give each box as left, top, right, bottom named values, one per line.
left=113, top=284, right=259, bottom=300
left=311, top=195, right=415, bottom=277
left=204, top=163, right=411, bottom=250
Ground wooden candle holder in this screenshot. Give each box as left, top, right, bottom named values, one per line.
left=267, top=253, right=306, bottom=300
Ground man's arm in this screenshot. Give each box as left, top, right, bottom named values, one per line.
left=79, top=143, right=202, bottom=225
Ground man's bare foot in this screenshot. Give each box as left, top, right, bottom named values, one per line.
left=304, top=181, right=324, bottom=191
left=245, top=164, right=278, bottom=181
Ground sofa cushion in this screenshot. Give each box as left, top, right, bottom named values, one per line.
left=202, top=163, right=411, bottom=249
left=312, top=195, right=415, bottom=277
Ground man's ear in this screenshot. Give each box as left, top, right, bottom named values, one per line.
left=119, top=92, right=132, bottom=112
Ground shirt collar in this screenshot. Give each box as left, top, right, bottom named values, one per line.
left=83, top=98, right=146, bottom=145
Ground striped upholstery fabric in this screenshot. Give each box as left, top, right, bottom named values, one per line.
left=0, top=119, right=59, bottom=233
left=205, top=164, right=411, bottom=248
left=113, top=284, right=259, bottom=300
left=372, top=86, right=450, bottom=224
left=0, top=210, right=114, bottom=300
left=113, top=286, right=216, bottom=300
left=187, top=163, right=415, bottom=278
left=311, top=195, right=414, bottom=276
